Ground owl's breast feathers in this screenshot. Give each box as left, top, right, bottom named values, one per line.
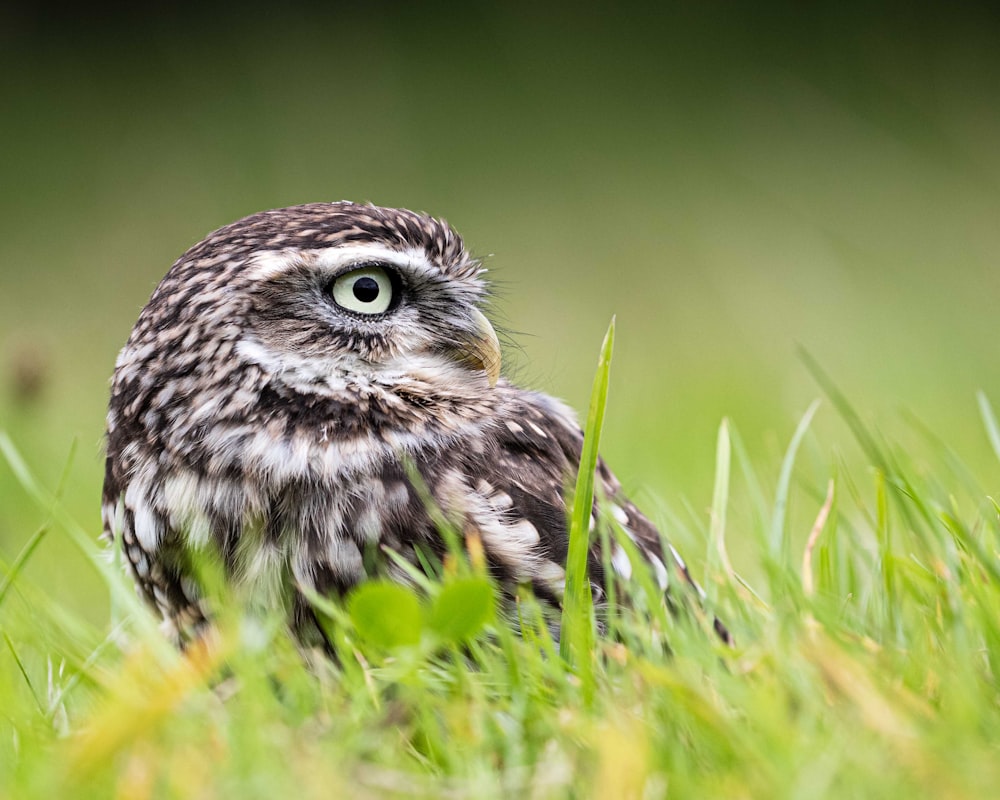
left=104, top=371, right=712, bottom=641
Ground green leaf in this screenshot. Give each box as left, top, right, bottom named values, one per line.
left=427, top=577, right=495, bottom=643
left=347, top=581, right=423, bottom=649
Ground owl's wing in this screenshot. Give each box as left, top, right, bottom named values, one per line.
left=458, top=388, right=728, bottom=640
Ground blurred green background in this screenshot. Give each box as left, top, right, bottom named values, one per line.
left=3, top=3, right=1000, bottom=622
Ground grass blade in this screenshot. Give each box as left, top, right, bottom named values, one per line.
left=977, top=391, right=1000, bottom=467
left=3, top=632, right=45, bottom=717
left=0, top=438, right=76, bottom=607
left=770, top=399, right=821, bottom=565
left=560, top=316, right=616, bottom=698
left=706, top=419, right=733, bottom=595
left=0, top=524, right=50, bottom=608
left=0, top=431, right=172, bottom=660
left=799, top=348, right=885, bottom=470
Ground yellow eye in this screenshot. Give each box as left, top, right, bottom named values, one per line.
left=331, top=266, right=395, bottom=315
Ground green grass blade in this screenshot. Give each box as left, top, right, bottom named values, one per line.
left=45, top=620, right=130, bottom=723
left=560, top=316, right=615, bottom=696
left=3, top=632, right=44, bottom=718
left=705, top=418, right=732, bottom=598
left=0, top=438, right=77, bottom=607
left=728, top=424, right=771, bottom=539
left=799, top=348, right=885, bottom=469
left=799, top=352, right=934, bottom=558
left=769, top=399, right=821, bottom=565
left=977, top=392, right=1000, bottom=467
left=0, top=524, right=50, bottom=608
left=0, top=431, right=173, bottom=660
left=874, top=467, right=895, bottom=636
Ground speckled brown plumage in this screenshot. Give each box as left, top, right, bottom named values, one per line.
left=102, top=201, right=726, bottom=646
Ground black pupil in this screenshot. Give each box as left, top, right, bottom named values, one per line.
left=353, top=276, right=381, bottom=303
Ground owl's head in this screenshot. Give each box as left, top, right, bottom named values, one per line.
left=118, top=202, right=502, bottom=405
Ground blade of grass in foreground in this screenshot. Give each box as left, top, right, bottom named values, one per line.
left=0, top=439, right=77, bottom=607
left=799, top=347, right=885, bottom=470
left=560, top=317, right=615, bottom=699
left=0, top=524, right=49, bottom=608
left=769, top=399, right=821, bottom=567
left=977, top=391, right=1000, bottom=467
left=0, top=431, right=173, bottom=662
left=706, top=419, right=733, bottom=595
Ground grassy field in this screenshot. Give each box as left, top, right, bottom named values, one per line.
left=4, top=341, right=1000, bottom=798
left=3, top=5, right=1000, bottom=797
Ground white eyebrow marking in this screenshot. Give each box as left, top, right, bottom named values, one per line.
left=245, top=244, right=439, bottom=281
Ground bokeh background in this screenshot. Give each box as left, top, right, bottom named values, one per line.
left=3, top=3, right=1000, bottom=622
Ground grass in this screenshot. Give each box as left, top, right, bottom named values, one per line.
left=3, top=332, right=1000, bottom=799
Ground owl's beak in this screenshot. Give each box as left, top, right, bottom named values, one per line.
left=455, top=308, right=502, bottom=388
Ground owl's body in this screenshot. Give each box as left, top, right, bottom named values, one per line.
left=103, top=202, right=717, bottom=645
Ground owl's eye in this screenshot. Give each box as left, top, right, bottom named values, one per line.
left=330, top=266, right=396, bottom=315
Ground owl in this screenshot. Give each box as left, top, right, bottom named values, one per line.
left=102, top=202, right=726, bottom=647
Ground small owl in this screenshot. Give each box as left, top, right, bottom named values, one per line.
left=103, top=202, right=725, bottom=646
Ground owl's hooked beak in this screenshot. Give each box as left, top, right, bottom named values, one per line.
left=454, top=308, right=501, bottom=388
